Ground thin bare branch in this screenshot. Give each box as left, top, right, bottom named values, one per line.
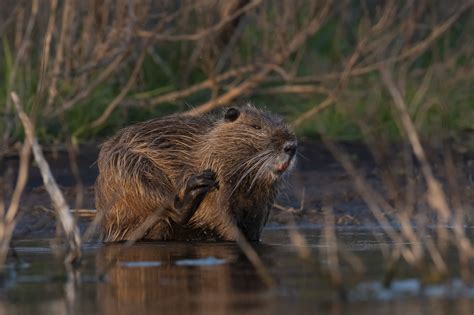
left=186, top=0, right=334, bottom=115
left=50, top=49, right=130, bottom=117
left=0, top=130, right=31, bottom=266
left=2, top=0, right=39, bottom=146
left=379, top=67, right=450, bottom=221
left=89, top=47, right=148, bottom=129
left=11, top=92, right=82, bottom=266
left=136, top=0, right=263, bottom=42
left=145, top=64, right=257, bottom=107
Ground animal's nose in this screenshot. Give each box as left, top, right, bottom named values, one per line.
left=283, top=142, right=297, bottom=156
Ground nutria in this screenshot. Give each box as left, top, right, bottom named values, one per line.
left=95, top=105, right=297, bottom=242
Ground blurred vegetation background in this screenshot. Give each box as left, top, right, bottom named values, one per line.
left=0, top=0, right=473, bottom=149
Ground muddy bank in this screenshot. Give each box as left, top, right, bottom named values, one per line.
left=1, top=139, right=473, bottom=239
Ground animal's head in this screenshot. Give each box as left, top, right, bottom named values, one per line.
left=200, top=105, right=297, bottom=190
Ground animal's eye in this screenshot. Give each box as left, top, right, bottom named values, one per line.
left=251, top=124, right=262, bottom=130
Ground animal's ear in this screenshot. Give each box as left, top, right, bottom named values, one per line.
left=224, top=107, right=240, bottom=122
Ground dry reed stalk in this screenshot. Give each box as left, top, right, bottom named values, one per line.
left=232, top=225, right=276, bottom=288
left=45, top=0, right=73, bottom=112
left=283, top=197, right=364, bottom=289
left=322, top=206, right=342, bottom=287
left=320, top=137, right=431, bottom=268
left=380, top=67, right=451, bottom=246
left=444, top=151, right=474, bottom=280
left=11, top=92, right=82, bottom=266
left=81, top=208, right=105, bottom=243
left=35, top=0, right=58, bottom=116
left=137, top=0, right=263, bottom=42
left=50, top=49, right=130, bottom=117
left=89, top=46, right=148, bottom=129
left=320, top=206, right=366, bottom=296
left=2, top=0, right=38, bottom=146
left=186, top=0, right=334, bottom=115
left=146, top=64, right=257, bottom=107
left=254, top=84, right=330, bottom=96
left=65, top=139, right=84, bottom=217
left=291, top=36, right=368, bottom=127
left=287, top=216, right=311, bottom=260
left=311, top=62, right=472, bottom=278
left=292, top=96, right=335, bottom=127
left=0, top=134, right=31, bottom=266
left=289, top=1, right=473, bottom=127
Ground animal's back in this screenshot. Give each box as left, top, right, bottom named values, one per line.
left=95, top=114, right=212, bottom=241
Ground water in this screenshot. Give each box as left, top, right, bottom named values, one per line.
left=1, top=227, right=474, bottom=315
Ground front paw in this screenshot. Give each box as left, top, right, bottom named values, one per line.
left=172, top=170, right=219, bottom=224
left=185, top=169, right=219, bottom=197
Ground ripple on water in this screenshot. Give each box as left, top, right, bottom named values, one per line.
left=117, top=256, right=226, bottom=268
left=349, top=278, right=474, bottom=301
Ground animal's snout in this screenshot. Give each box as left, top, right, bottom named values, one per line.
left=283, top=142, right=297, bottom=157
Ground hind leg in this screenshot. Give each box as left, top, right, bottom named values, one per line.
left=141, top=169, right=218, bottom=240
left=120, top=170, right=218, bottom=240
left=97, top=159, right=218, bottom=241
left=96, top=155, right=178, bottom=242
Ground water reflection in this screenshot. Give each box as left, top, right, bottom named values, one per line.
left=95, top=242, right=274, bottom=315
left=2, top=228, right=474, bottom=315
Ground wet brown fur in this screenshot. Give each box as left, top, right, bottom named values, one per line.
left=95, top=105, right=296, bottom=242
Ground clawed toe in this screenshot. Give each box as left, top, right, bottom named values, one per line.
left=187, top=170, right=219, bottom=192
left=173, top=170, right=219, bottom=225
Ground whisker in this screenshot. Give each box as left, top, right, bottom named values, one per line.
left=248, top=155, right=275, bottom=192
left=225, top=151, right=271, bottom=179
left=296, top=151, right=308, bottom=161
left=229, top=157, right=268, bottom=197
